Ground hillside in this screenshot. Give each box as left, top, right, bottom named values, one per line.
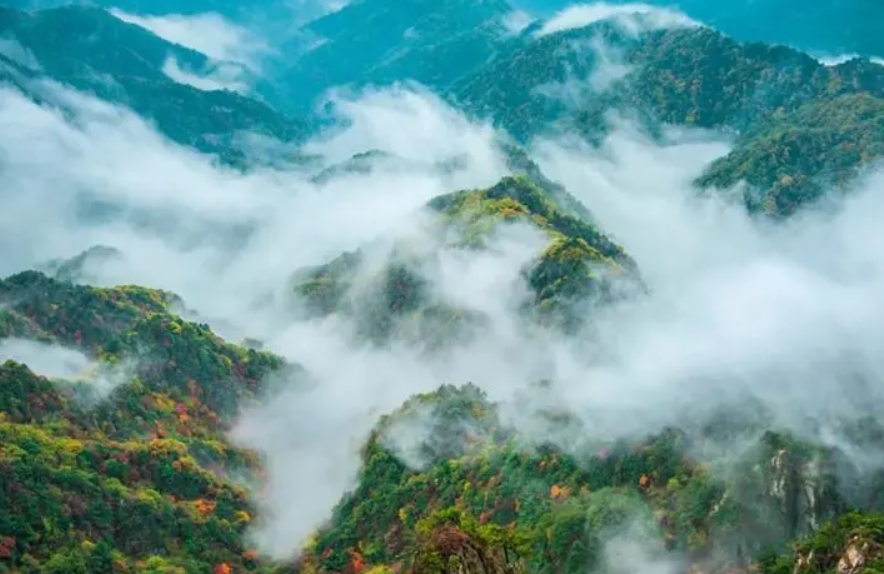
left=0, top=271, right=300, bottom=572
left=450, top=24, right=884, bottom=215
left=0, top=5, right=308, bottom=164
left=275, top=0, right=522, bottom=114
left=290, top=174, right=640, bottom=344
left=3, top=2, right=884, bottom=574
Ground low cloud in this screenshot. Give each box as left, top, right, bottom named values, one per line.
left=536, top=2, right=700, bottom=37
left=0, top=37, right=41, bottom=72
left=0, top=337, right=132, bottom=401
left=109, top=9, right=271, bottom=70
left=4, top=54, right=884, bottom=565
left=161, top=56, right=251, bottom=93
left=813, top=52, right=884, bottom=67
left=0, top=338, right=92, bottom=379
left=501, top=10, right=536, bottom=35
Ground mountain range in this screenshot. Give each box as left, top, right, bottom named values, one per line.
left=1, top=1, right=884, bottom=574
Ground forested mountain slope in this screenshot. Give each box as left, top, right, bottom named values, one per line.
left=0, top=271, right=296, bottom=572
left=0, top=5, right=308, bottom=163
left=450, top=24, right=884, bottom=215
left=2, top=2, right=884, bottom=574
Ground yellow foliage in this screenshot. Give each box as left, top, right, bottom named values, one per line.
left=147, top=438, right=187, bottom=456
left=58, top=438, right=85, bottom=455
left=235, top=510, right=251, bottom=524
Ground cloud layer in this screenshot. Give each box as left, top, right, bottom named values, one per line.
left=109, top=9, right=271, bottom=69
left=536, top=2, right=700, bottom=37
left=3, top=50, right=884, bottom=563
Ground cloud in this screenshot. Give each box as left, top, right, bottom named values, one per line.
left=813, top=52, right=884, bottom=67
left=0, top=338, right=92, bottom=379
left=161, top=56, right=251, bottom=93
left=5, top=61, right=884, bottom=566
left=0, top=37, right=41, bottom=72
left=524, top=121, right=884, bottom=445
left=282, top=0, right=350, bottom=23
left=536, top=2, right=700, bottom=37
left=108, top=9, right=271, bottom=70
left=501, top=10, right=536, bottom=35
left=532, top=34, right=632, bottom=105
left=0, top=337, right=131, bottom=400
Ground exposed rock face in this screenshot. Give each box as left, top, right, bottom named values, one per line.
left=793, top=533, right=883, bottom=574
left=764, top=448, right=840, bottom=541
left=412, top=527, right=522, bottom=574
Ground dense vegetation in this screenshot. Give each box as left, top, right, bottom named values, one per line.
left=0, top=5, right=308, bottom=164
left=290, top=173, right=641, bottom=342
left=3, top=1, right=884, bottom=574
left=0, top=271, right=296, bottom=573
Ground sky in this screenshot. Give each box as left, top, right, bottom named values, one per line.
left=2, top=0, right=884, bottom=565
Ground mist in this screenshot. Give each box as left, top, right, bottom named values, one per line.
left=0, top=338, right=92, bottom=379
left=3, top=42, right=884, bottom=562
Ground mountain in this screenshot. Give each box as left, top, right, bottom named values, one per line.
left=0, top=271, right=296, bottom=572
left=448, top=24, right=884, bottom=215
left=289, top=174, right=641, bottom=344
left=275, top=0, right=524, bottom=114
left=0, top=5, right=309, bottom=164
left=3, top=2, right=884, bottom=574
left=512, top=0, right=884, bottom=60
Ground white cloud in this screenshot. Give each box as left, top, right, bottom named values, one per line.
left=0, top=338, right=92, bottom=379
left=108, top=9, right=271, bottom=69
left=537, top=2, right=700, bottom=37
left=4, top=62, right=884, bottom=564
left=161, top=56, right=251, bottom=93
left=501, top=10, right=535, bottom=35
left=282, top=0, right=350, bottom=23
left=0, top=338, right=132, bottom=400
left=814, top=52, right=884, bottom=67
left=0, top=37, right=41, bottom=71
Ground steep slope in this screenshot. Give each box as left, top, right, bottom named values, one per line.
left=697, top=92, right=884, bottom=216
left=275, top=0, right=522, bottom=114
left=296, top=384, right=884, bottom=574
left=290, top=173, right=641, bottom=344
left=0, top=271, right=296, bottom=572
left=0, top=5, right=308, bottom=163
left=515, top=0, right=884, bottom=60
left=451, top=23, right=884, bottom=215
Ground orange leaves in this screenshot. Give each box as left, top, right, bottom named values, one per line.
left=193, top=498, right=217, bottom=516
left=242, top=549, right=260, bottom=562
left=550, top=484, right=571, bottom=501
left=213, top=564, right=232, bottom=574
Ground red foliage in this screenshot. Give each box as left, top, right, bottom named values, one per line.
left=348, top=550, right=364, bottom=574
left=430, top=527, right=470, bottom=555
left=0, top=536, right=15, bottom=559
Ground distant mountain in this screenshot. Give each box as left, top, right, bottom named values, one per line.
left=448, top=23, right=884, bottom=216
left=273, top=0, right=526, bottom=114
left=513, top=0, right=884, bottom=59
left=0, top=5, right=309, bottom=164
left=290, top=173, right=641, bottom=345
left=4, top=2, right=884, bottom=574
